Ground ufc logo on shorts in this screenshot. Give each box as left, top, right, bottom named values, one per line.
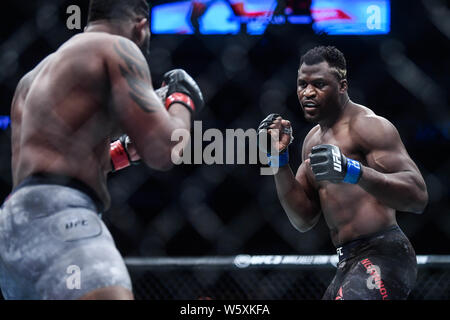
left=332, top=148, right=342, bottom=172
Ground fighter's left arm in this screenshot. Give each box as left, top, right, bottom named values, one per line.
left=351, top=115, right=428, bottom=214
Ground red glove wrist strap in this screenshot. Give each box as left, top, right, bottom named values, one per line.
left=165, top=93, right=195, bottom=112
left=110, top=140, right=130, bottom=171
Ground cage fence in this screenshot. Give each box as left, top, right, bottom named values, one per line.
left=125, top=255, right=450, bottom=300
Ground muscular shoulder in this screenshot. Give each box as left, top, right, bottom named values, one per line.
left=348, top=105, right=402, bottom=152
left=16, top=71, right=34, bottom=96
left=19, top=53, right=54, bottom=88
left=96, top=34, right=150, bottom=82
left=59, top=33, right=139, bottom=63
left=93, top=34, right=146, bottom=64
left=301, top=125, right=320, bottom=160
left=12, top=62, right=43, bottom=106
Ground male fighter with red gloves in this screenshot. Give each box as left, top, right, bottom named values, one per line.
left=0, top=0, right=203, bottom=300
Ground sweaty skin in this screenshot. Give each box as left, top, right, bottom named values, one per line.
left=10, top=31, right=190, bottom=211
left=272, top=61, right=428, bottom=246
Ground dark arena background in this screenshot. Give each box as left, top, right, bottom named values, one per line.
left=0, top=0, right=449, bottom=301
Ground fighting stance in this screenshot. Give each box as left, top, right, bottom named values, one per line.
left=0, top=0, right=203, bottom=299
left=258, top=46, right=427, bottom=300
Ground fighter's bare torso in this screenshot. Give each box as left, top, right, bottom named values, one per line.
left=301, top=102, right=397, bottom=245
left=10, top=32, right=123, bottom=210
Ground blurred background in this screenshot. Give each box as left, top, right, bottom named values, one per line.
left=0, top=0, right=449, bottom=299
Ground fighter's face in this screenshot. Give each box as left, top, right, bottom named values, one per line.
left=297, top=61, right=344, bottom=124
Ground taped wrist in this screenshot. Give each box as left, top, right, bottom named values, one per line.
left=267, top=150, right=289, bottom=168
left=343, top=158, right=362, bottom=184
left=165, top=93, right=195, bottom=112
left=110, top=140, right=130, bottom=172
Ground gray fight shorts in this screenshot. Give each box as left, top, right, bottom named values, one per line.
left=0, top=176, right=132, bottom=299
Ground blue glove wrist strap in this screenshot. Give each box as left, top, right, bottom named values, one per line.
left=343, top=158, right=362, bottom=184
left=267, top=151, right=289, bottom=168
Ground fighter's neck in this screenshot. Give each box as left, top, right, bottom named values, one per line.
left=318, top=95, right=351, bottom=131
left=84, top=21, right=129, bottom=38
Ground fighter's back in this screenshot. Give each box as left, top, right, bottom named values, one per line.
left=11, top=33, right=118, bottom=208
left=1, top=0, right=204, bottom=300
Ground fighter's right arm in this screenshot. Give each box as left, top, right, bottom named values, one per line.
left=274, top=154, right=321, bottom=233
left=106, top=37, right=191, bottom=171
left=260, top=115, right=321, bottom=232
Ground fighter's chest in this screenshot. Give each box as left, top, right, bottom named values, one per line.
left=304, top=127, right=364, bottom=163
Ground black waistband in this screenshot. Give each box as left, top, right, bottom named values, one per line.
left=12, top=173, right=104, bottom=213
left=335, top=225, right=400, bottom=263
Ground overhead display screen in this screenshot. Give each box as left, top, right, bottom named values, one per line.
left=150, top=0, right=390, bottom=35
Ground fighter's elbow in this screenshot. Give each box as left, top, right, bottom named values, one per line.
left=402, top=186, right=428, bottom=214
left=142, top=147, right=175, bottom=172
left=293, top=223, right=315, bottom=233
left=410, top=189, right=428, bottom=214
left=151, top=160, right=174, bottom=172
left=288, top=213, right=320, bottom=233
